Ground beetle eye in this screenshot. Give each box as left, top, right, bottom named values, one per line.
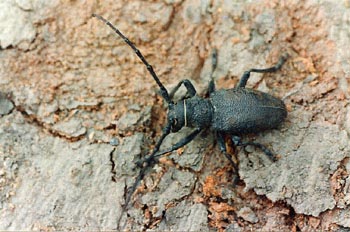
left=170, top=118, right=179, bottom=132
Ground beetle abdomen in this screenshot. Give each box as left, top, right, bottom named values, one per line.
left=210, top=88, right=287, bottom=134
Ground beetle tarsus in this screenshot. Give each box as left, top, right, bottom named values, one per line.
left=231, top=135, right=278, bottom=162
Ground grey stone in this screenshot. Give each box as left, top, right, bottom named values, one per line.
left=158, top=201, right=209, bottom=231
left=0, top=0, right=58, bottom=49
left=237, top=206, right=259, bottom=223
left=109, top=137, right=120, bottom=146
left=0, top=0, right=35, bottom=48
left=0, top=94, right=14, bottom=115
left=52, top=117, right=86, bottom=138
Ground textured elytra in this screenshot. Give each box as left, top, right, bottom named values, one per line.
left=210, top=88, right=287, bottom=134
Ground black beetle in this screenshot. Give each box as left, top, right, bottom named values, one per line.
left=93, top=14, right=288, bottom=228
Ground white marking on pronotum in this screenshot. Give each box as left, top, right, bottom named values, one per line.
left=184, top=99, right=187, bottom=127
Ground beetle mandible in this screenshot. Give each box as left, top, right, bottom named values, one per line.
left=93, top=14, right=288, bottom=226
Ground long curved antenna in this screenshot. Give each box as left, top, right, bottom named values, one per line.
left=92, top=14, right=172, bottom=104
left=116, top=122, right=172, bottom=229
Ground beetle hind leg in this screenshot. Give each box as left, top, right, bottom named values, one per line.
left=208, top=49, right=218, bottom=95
left=217, top=132, right=239, bottom=185
left=237, top=55, right=288, bottom=88
left=231, top=135, right=278, bottom=162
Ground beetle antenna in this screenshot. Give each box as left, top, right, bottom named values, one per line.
left=92, top=14, right=172, bottom=104
left=116, top=122, right=172, bottom=229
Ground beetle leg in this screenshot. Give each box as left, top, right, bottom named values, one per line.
left=217, top=132, right=239, bottom=185
left=231, top=135, right=277, bottom=162
left=208, top=49, right=218, bottom=95
left=153, top=128, right=202, bottom=159
left=237, top=55, right=288, bottom=88
left=169, top=79, right=197, bottom=100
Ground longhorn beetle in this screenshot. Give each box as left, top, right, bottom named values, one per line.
left=93, top=14, right=288, bottom=228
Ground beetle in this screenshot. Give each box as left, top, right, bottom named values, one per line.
left=93, top=14, right=288, bottom=228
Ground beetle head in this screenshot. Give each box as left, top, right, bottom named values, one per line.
left=167, top=102, right=185, bottom=132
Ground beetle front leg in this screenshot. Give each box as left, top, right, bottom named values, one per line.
left=169, top=79, right=197, bottom=100
left=231, top=135, right=278, bottom=162
left=153, top=128, right=202, bottom=159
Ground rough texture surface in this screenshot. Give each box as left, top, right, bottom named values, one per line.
left=0, top=0, right=349, bottom=231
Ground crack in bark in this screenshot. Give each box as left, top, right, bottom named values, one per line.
left=294, top=112, right=314, bottom=151
left=109, top=148, right=117, bottom=182
left=7, top=95, right=116, bottom=144
left=143, top=173, right=199, bottom=230
left=13, top=104, right=86, bottom=142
